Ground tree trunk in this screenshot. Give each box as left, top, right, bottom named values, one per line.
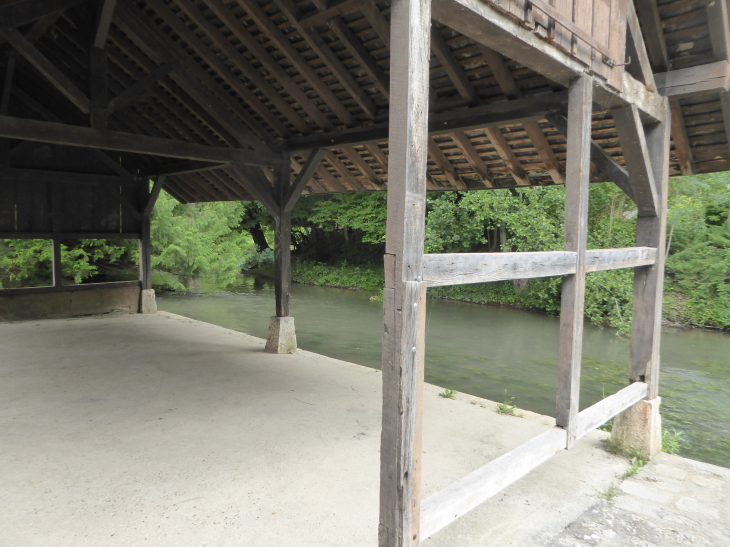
left=249, top=222, right=270, bottom=252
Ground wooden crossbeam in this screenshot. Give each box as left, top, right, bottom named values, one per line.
left=449, top=132, right=492, bottom=186
left=575, top=382, right=648, bottom=440
left=612, top=105, right=659, bottom=216
left=422, top=251, right=577, bottom=286
left=654, top=61, right=730, bottom=99
left=706, top=0, right=730, bottom=161
left=0, top=115, right=284, bottom=166
left=669, top=99, right=695, bottom=176
left=144, top=160, right=228, bottom=177
left=325, top=151, right=368, bottom=191
left=279, top=91, right=570, bottom=152
left=584, top=247, right=657, bottom=271
left=632, top=0, right=668, bottom=71
left=89, top=48, right=108, bottom=130
left=341, top=145, right=384, bottom=189
left=431, top=26, right=478, bottom=104
left=0, top=26, right=90, bottom=114
left=0, top=0, right=85, bottom=29
left=0, top=167, right=137, bottom=186
left=420, top=427, right=567, bottom=539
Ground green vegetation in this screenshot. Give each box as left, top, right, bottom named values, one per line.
left=496, top=392, right=522, bottom=416
left=598, top=483, right=620, bottom=504
left=662, top=429, right=684, bottom=455
left=439, top=389, right=458, bottom=399
left=2, top=172, right=728, bottom=332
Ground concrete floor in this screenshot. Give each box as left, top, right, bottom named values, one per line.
left=1, top=312, right=720, bottom=546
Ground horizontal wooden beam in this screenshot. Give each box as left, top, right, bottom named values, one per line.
left=142, top=160, right=228, bottom=177
left=420, top=426, right=567, bottom=539
left=0, top=0, right=85, bottom=29
left=654, top=61, right=730, bottom=99
left=0, top=232, right=139, bottom=239
left=575, top=382, right=648, bottom=440
left=422, top=251, right=577, bottom=286
left=0, top=116, right=284, bottom=166
left=0, top=280, right=140, bottom=297
left=0, top=168, right=138, bottom=186
left=278, top=91, right=570, bottom=152
left=584, top=247, right=656, bottom=272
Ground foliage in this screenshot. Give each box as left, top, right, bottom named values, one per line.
left=662, top=429, right=684, bottom=455
left=496, top=392, right=522, bottom=417
left=150, top=190, right=256, bottom=288
left=305, top=192, right=388, bottom=245
left=439, top=389, right=457, bottom=399
left=0, top=238, right=137, bottom=288
left=290, top=259, right=384, bottom=291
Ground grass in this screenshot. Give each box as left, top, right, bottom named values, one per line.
left=605, top=438, right=648, bottom=479
left=496, top=391, right=522, bottom=417
left=439, top=389, right=457, bottom=399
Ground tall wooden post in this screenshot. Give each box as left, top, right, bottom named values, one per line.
left=556, top=74, right=592, bottom=449
left=139, top=176, right=164, bottom=313
left=379, top=1, right=430, bottom=545
left=265, top=162, right=297, bottom=353
left=611, top=99, right=671, bottom=459
left=274, top=164, right=291, bottom=318
left=52, top=238, right=63, bottom=288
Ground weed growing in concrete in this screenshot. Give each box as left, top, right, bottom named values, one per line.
left=598, top=418, right=613, bottom=433
left=439, top=389, right=457, bottom=399
left=662, top=429, right=684, bottom=455
left=496, top=392, right=522, bottom=417
left=598, top=483, right=620, bottom=505
left=621, top=452, right=648, bottom=479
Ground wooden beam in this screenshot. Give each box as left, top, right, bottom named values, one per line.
left=630, top=100, right=670, bottom=400
left=228, top=0, right=353, bottom=128
left=324, top=150, right=368, bottom=191
left=0, top=26, right=91, bottom=114
left=575, top=382, right=648, bottom=440
left=284, top=149, right=326, bottom=212
left=583, top=247, right=657, bottom=271
left=449, top=132, right=492, bottom=186
left=143, top=160, right=227, bottom=177
left=341, top=145, right=385, bottom=189
left=484, top=127, right=530, bottom=186
left=421, top=251, right=577, bottom=286
left=106, top=63, right=175, bottom=114
left=52, top=237, right=63, bottom=287
left=93, top=0, right=117, bottom=49
left=272, top=0, right=379, bottom=119
left=420, top=427, right=567, bottom=539
left=279, top=90, right=571, bottom=152
left=633, top=0, right=668, bottom=71
left=653, top=61, right=730, bottom=99
left=556, top=74, right=592, bottom=449
left=89, top=47, right=108, bottom=129
left=431, top=26, right=478, bottom=104
left=0, top=115, right=284, bottom=166
left=612, top=105, right=659, bottom=216
left=230, top=164, right=280, bottom=218
left=428, top=139, right=467, bottom=189
left=669, top=99, right=695, bottom=176
left=706, top=0, right=730, bottom=161
left=380, top=0, right=430, bottom=545
left=0, top=167, right=137, bottom=186
left=624, top=0, right=656, bottom=92
left=522, top=123, right=564, bottom=185
left=143, top=175, right=166, bottom=218
left=327, top=16, right=390, bottom=102
left=0, top=0, right=85, bottom=29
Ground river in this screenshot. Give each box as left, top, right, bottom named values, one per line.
left=155, top=272, right=730, bottom=469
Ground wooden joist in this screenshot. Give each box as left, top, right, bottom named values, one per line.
left=583, top=247, right=657, bottom=272
left=420, top=426, right=568, bottom=539
left=654, top=61, right=730, bottom=99
left=284, top=149, right=326, bottom=212
left=0, top=0, right=85, bottom=29
left=0, top=115, right=283, bottom=166
left=93, top=0, right=117, bottom=49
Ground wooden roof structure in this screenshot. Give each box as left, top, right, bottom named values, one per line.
left=0, top=0, right=728, bottom=206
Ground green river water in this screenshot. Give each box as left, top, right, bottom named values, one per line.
left=155, top=272, right=730, bottom=469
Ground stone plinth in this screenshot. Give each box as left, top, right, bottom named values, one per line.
left=611, top=396, right=662, bottom=459
left=265, top=316, right=297, bottom=354
left=140, top=289, right=157, bottom=314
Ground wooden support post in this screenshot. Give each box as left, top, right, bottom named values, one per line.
left=89, top=47, right=108, bottom=129
left=266, top=160, right=297, bottom=354
left=138, top=176, right=164, bottom=313
left=52, top=238, right=63, bottom=288
left=380, top=1, right=430, bottom=546
left=629, top=107, right=670, bottom=399
left=556, top=75, right=592, bottom=449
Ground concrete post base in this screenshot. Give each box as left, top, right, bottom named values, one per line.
left=265, top=316, right=297, bottom=354
left=611, top=396, right=662, bottom=459
left=139, top=289, right=157, bottom=314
